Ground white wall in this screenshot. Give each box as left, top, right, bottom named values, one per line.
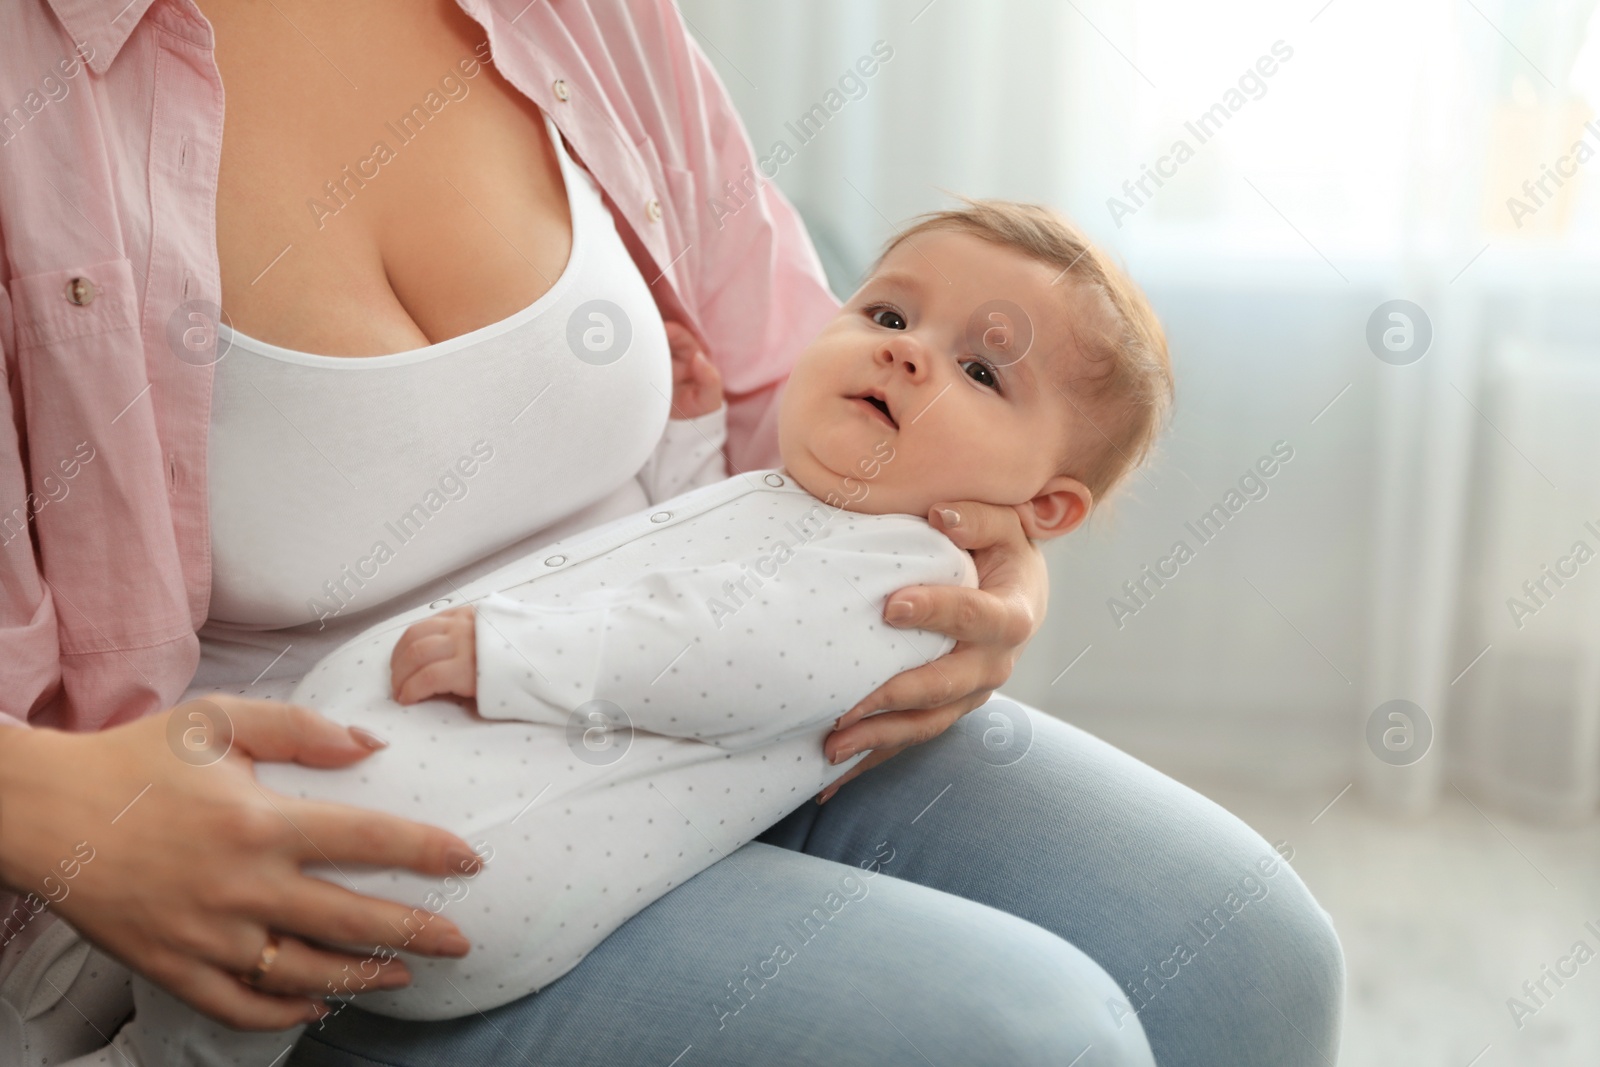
left=678, top=0, right=1600, bottom=806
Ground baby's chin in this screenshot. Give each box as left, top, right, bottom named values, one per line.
left=781, top=429, right=996, bottom=518
left=784, top=459, right=937, bottom=518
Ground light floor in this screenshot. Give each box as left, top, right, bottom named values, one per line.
left=1191, top=780, right=1600, bottom=1066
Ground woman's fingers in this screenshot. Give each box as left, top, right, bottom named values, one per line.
left=825, top=694, right=984, bottom=766
left=270, top=872, right=475, bottom=960
left=836, top=499, right=1040, bottom=729
left=281, top=794, right=482, bottom=877
left=927, top=498, right=1049, bottom=622
left=243, top=934, right=413, bottom=999
left=6, top=710, right=485, bottom=1033
left=927, top=497, right=1028, bottom=555
left=191, top=697, right=386, bottom=770
left=818, top=692, right=994, bottom=803
left=817, top=745, right=901, bottom=804
left=886, top=581, right=1031, bottom=651
left=837, top=646, right=1002, bottom=728
left=150, top=952, right=325, bottom=1033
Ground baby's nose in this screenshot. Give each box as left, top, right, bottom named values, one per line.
left=877, top=341, right=925, bottom=379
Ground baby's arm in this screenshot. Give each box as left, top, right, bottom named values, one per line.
left=636, top=322, right=728, bottom=504
left=468, top=519, right=979, bottom=750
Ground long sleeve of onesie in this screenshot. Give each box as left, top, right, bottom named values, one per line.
left=473, top=510, right=977, bottom=751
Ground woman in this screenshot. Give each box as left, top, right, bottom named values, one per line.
left=0, top=0, right=1343, bottom=1064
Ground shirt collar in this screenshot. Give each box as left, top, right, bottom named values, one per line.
left=46, top=0, right=167, bottom=75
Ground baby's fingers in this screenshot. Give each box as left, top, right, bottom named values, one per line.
left=394, top=655, right=475, bottom=705
left=388, top=610, right=466, bottom=675
left=664, top=321, right=703, bottom=364
left=690, top=350, right=723, bottom=392
left=391, top=632, right=448, bottom=698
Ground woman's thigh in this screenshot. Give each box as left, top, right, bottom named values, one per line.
left=290, top=841, right=1154, bottom=1067
left=757, top=696, right=1346, bottom=1067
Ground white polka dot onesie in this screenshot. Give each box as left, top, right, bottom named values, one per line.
left=110, top=468, right=977, bottom=1064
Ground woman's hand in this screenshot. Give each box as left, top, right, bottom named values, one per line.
left=0, top=697, right=484, bottom=1031
left=818, top=500, right=1048, bottom=803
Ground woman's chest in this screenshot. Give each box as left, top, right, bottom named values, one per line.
left=198, top=0, right=571, bottom=357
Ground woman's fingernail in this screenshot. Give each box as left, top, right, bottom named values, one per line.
left=816, top=792, right=832, bottom=805
left=440, top=934, right=472, bottom=957
left=830, top=747, right=853, bottom=765
left=936, top=507, right=962, bottom=527
left=886, top=599, right=915, bottom=623
left=348, top=726, right=388, bottom=750
left=305, top=1001, right=330, bottom=1023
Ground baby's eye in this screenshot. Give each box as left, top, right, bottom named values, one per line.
left=961, top=358, right=1001, bottom=391
left=868, top=305, right=907, bottom=330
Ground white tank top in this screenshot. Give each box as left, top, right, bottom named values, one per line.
left=194, top=112, right=671, bottom=689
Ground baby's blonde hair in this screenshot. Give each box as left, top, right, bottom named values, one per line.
left=872, top=199, right=1173, bottom=503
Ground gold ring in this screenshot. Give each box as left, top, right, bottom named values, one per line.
left=245, top=934, right=281, bottom=987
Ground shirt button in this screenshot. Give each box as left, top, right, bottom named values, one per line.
left=650, top=511, right=671, bottom=523
left=552, top=79, right=570, bottom=102
left=545, top=554, right=567, bottom=567
left=764, top=473, right=786, bottom=488
left=645, top=198, right=662, bottom=223
left=65, top=277, right=96, bottom=306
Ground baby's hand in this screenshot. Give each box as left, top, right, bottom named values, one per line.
left=391, top=605, right=477, bottom=704
left=665, top=321, right=723, bottom=419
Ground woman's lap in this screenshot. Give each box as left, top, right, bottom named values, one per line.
left=289, top=697, right=1342, bottom=1067
left=759, top=698, right=1345, bottom=1066
left=289, top=842, right=1153, bottom=1066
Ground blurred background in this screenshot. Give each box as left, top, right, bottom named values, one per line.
left=678, top=0, right=1600, bottom=1063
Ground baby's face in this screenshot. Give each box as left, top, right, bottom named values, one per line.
left=780, top=229, right=1097, bottom=540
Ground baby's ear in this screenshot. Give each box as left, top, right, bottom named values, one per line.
left=1017, top=476, right=1092, bottom=540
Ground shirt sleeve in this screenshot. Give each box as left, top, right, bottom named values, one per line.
left=0, top=264, right=196, bottom=732
left=0, top=281, right=51, bottom=729
left=645, top=1, right=841, bottom=472
left=472, top=519, right=978, bottom=751
left=634, top=405, right=728, bottom=506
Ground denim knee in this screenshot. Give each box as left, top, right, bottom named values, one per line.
left=1233, top=855, right=1346, bottom=1059
left=797, top=703, right=1347, bottom=1065
left=926, top=906, right=1157, bottom=1067
left=1131, top=811, right=1347, bottom=1067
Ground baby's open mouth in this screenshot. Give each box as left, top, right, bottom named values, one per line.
left=851, top=391, right=898, bottom=429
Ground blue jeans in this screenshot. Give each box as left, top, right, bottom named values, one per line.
left=288, top=702, right=1344, bottom=1066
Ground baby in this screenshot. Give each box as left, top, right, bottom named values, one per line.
left=100, top=200, right=1172, bottom=1065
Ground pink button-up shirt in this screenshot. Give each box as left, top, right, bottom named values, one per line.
left=0, top=0, right=839, bottom=733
